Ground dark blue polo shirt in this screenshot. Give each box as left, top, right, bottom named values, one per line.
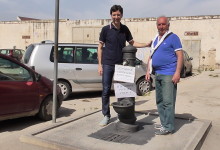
left=99, top=23, right=133, bottom=65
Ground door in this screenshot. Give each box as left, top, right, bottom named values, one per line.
left=73, top=46, right=102, bottom=88
left=182, top=40, right=201, bottom=70
left=0, top=57, right=38, bottom=115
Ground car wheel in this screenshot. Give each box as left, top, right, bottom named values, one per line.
left=136, top=77, right=152, bottom=96
left=58, top=81, right=71, bottom=100
left=38, top=96, right=54, bottom=121
left=188, top=67, right=193, bottom=76
left=181, top=67, right=186, bottom=78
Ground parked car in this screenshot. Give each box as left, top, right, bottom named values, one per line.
left=0, top=49, right=25, bottom=62
left=181, top=50, right=193, bottom=78
left=23, top=41, right=153, bottom=99
left=0, top=54, right=63, bottom=121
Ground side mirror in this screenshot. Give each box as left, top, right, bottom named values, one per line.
left=189, top=57, right=193, bottom=60
left=35, top=73, right=41, bottom=81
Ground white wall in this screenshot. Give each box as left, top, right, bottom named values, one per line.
left=0, top=15, right=220, bottom=70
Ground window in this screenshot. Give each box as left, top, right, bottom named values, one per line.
left=50, top=46, right=75, bottom=63
left=0, top=58, right=32, bottom=81
left=0, top=50, right=7, bottom=55
left=75, top=47, right=98, bottom=64
left=13, top=49, right=21, bottom=57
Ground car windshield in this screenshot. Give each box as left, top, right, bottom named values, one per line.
left=0, top=57, right=32, bottom=81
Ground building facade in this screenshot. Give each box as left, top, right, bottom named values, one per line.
left=0, top=15, right=220, bottom=70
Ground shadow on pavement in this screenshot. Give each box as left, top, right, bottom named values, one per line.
left=136, top=109, right=197, bottom=134
left=0, top=116, right=43, bottom=132
left=65, top=91, right=115, bottom=100
left=58, top=107, right=76, bottom=118
left=0, top=108, right=76, bottom=133
left=89, top=114, right=158, bottom=145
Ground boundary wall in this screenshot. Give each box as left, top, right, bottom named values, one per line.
left=0, top=15, right=220, bottom=70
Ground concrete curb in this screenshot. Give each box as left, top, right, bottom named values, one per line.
left=187, top=120, right=212, bottom=150
left=20, top=110, right=101, bottom=150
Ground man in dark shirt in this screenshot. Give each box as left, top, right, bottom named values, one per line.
left=98, top=5, right=151, bottom=126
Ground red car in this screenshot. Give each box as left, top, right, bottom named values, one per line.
left=0, top=54, right=63, bottom=121
left=0, top=49, right=25, bottom=62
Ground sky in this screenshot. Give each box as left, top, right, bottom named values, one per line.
left=0, top=0, right=220, bottom=21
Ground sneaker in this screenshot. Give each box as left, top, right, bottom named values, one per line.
left=155, top=127, right=172, bottom=135
left=154, top=124, right=163, bottom=129
left=99, top=116, right=110, bottom=126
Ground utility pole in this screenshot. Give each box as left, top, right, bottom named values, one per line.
left=52, top=0, right=59, bottom=123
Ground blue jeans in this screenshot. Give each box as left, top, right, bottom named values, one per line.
left=101, top=64, right=115, bottom=118
left=155, top=74, right=177, bottom=132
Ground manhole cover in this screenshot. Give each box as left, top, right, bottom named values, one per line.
left=101, top=133, right=130, bottom=143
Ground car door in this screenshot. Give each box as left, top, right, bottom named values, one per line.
left=0, top=57, right=39, bottom=115
left=51, top=46, right=78, bottom=84
left=73, top=46, right=102, bottom=88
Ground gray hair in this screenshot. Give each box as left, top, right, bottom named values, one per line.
left=157, top=16, right=170, bottom=25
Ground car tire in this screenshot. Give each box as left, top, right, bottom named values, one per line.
left=181, top=67, right=186, bottom=78
left=58, top=81, right=71, bottom=100
left=188, top=67, right=193, bottom=76
left=38, top=96, right=54, bottom=121
left=136, top=77, right=152, bottom=96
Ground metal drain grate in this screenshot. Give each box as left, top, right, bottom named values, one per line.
left=101, top=133, right=130, bottom=143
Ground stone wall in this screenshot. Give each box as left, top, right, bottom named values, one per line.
left=0, top=15, right=220, bottom=70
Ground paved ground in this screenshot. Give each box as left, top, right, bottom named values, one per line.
left=0, top=69, right=220, bottom=150
left=19, top=110, right=211, bottom=150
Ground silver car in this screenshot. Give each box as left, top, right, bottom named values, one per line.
left=181, top=50, right=193, bottom=78
left=23, top=41, right=153, bottom=99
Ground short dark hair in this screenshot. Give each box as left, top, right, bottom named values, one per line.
left=110, top=5, right=123, bottom=15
